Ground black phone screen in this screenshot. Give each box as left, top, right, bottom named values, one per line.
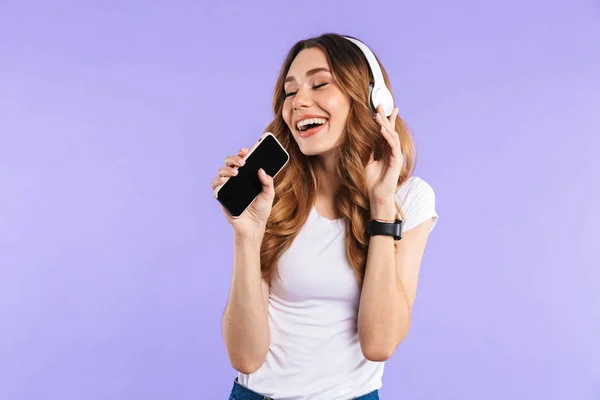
left=217, top=134, right=289, bottom=217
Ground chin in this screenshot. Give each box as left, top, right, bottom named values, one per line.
left=296, top=141, right=337, bottom=156
left=293, top=130, right=342, bottom=157
left=298, top=147, right=321, bottom=156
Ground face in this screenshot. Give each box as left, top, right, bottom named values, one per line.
left=282, top=48, right=351, bottom=156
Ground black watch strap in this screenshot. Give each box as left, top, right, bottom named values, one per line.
left=367, top=219, right=403, bottom=240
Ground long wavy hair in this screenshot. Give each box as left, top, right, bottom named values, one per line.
left=260, top=33, right=416, bottom=287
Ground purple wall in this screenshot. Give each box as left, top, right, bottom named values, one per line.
left=1, top=1, right=599, bottom=399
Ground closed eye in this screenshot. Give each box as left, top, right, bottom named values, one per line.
left=285, top=83, right=329, bottom=97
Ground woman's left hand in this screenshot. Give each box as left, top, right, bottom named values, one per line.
left=365, top=104, right=403, bottom=210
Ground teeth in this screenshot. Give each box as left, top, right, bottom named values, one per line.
left=297, top=118, right=328, bottom=130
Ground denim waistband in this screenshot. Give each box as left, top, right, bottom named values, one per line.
left=228, top=378, right=380, bottom=400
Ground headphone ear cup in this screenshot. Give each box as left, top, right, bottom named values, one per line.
left=372, top=86, right=394, bottom=117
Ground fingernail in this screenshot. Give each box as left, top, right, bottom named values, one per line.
left=238, top=159, right=245, bottom=165
left=259, top=168, right=265, bottom=175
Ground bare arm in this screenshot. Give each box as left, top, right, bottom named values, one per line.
left=212, top=148, right=276, bottom=374
left=222, top=233, right=270, bottom=374
left=357, top=201, right=434, bottom=361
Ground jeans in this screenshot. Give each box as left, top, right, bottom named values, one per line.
left=228, top=377, right=380, bottom=400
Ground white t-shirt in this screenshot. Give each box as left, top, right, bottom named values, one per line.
left=238, top=176, right=438, bottom=400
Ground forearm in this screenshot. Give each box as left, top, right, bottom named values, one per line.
left=357, top=201, right=411, bottom=361
left=222, top=233, right=270, bottom=373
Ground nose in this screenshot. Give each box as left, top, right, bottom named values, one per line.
left=292, top=85, right=313, bottom=110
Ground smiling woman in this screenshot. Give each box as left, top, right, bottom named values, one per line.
left=210, top=32, right=439, bottom=400
left=282, top=58, right=350, bottom=155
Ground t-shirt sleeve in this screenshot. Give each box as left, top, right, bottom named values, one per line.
left=394, top=176, right=439, bottom=233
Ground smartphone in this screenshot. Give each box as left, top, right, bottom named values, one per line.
left=214, top=132, right=290, bottom=218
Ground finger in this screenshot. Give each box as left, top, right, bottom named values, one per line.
left=257, top=168, right=275, bottom=197
left=224, top=155, right=246, bottom=168
left=388, top=107, right=399, bottom=127
left=378, top=103, right=391, bottom=119
left=380, top=125, right=402, bottom=158
left=388, top=110, right=401, bottom=146
left=376, top=104, right=386, bottom=120
left=211, top=175, right=227, bottom=190
left=375, top=107, right=394, bottom=133
left=376, top=105, right=400, bottom=142
left=239, top=147, right=249, bottom=156
left=218, top=166, right=239, bottom=177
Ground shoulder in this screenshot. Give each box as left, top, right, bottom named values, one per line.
left=394, top=176, right=439, bottom=233
left=395, top=176, right=436, bottom=206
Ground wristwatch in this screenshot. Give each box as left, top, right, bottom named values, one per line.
left=367, top=219, right=403, bottom=240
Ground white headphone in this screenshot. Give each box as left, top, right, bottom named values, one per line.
left=343, top=36, right=395, bottom=117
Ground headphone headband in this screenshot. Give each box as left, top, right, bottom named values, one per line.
left=343, top=36, right=395, bottom=117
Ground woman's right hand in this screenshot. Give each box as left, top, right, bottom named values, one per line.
left=211, top=148, right=276, bottom=238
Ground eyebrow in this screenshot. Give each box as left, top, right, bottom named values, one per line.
left=284, top=67, right=331, bottom=84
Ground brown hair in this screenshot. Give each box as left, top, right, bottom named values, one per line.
left=260, top=33, right=416, bottom=287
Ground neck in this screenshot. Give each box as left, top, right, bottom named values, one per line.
left=316, top=151, right=340, bottom=197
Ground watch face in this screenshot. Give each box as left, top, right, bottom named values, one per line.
left=367, top=219, right=402, bottom=240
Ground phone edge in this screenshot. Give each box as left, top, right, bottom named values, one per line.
left=214, top=131, right=290, bottom=219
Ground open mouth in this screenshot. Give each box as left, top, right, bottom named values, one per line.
left=296, top=117, right=328, bottom=132
left=297, top=120, right=327, bottom=138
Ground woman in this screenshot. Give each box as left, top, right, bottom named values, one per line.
left=211, top=33, right=439, bottom=400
